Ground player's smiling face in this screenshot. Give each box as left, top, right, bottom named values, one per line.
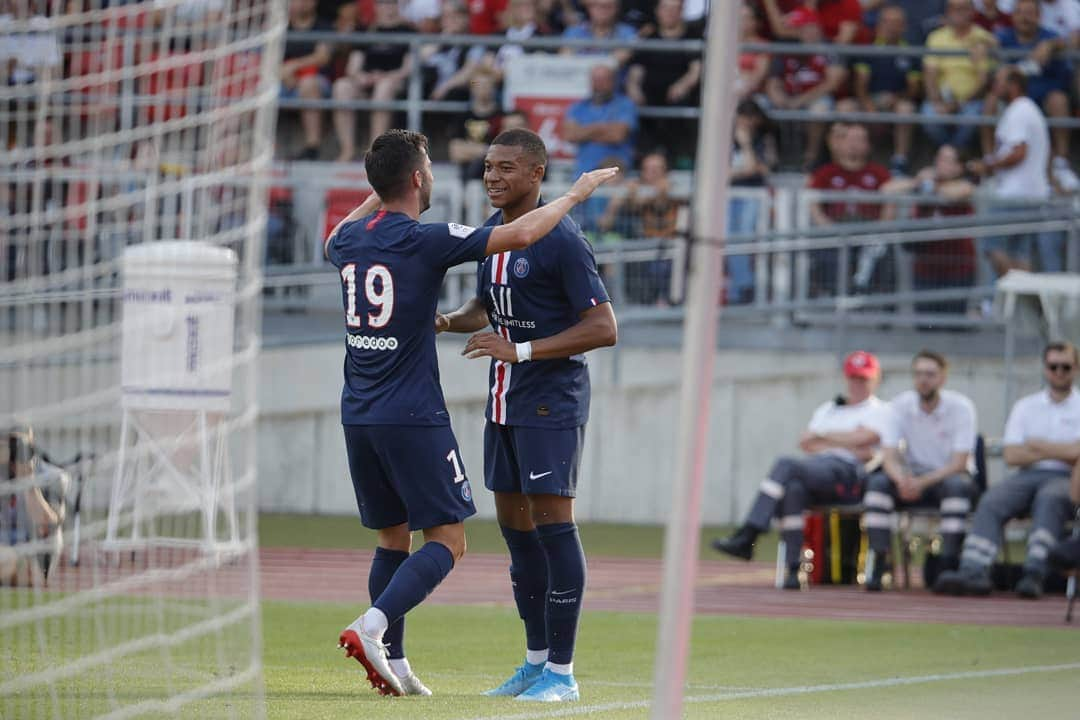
left=483, top=144, right=543, bottom=210
left=419, top=152, right=434, bottom=213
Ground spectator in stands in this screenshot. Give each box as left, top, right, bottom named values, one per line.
left=862, top=350, right=978, bottom=591
left=484, top=0, right=547, bottom=83
left=853, top=5, right=920, bottom=175
left=448, top=71, right=505, bottom=179
left=420, top=2, right=487, bottom=102
left=401, top=0, right=442, bottom=31
left=935, top=341, right=1080, bottom=600
left=331, top=0, right=415, bottom=162
left=281, top=0, right=333, bottom=161
left=469, top=0, right=509, bottom=33
left=713, top=351, right=892, bottom=591
left=921, top=0, right=997, bottom=150
left=974, top=0, right=1012, bottom=32
left=728, top=98, right=778, bottom=304
left=0, top=2, right=61, bottom=86
left=968, top=65, right=1061, bottom=275
left=737, top=3, right=771, bottom=101
left=749, top=0, right=801, bottom=39
left=563, top=63, right=638, bottom=176
left=1, top=426, right=60, bottom=588
left=626, top=0, right=703, bottom=161
left=560, top=0, right=638, bottom=67
left=808, top=123, right=891, bottom=296
left=894, top=0, right=947, bottom=44
left=761, top=0, right=870, bottom=42
left=765, top=8, right=853, bottom=169
left=881, top=145, right=977, bottom=315
left=537, top=0, right=582, bottom=34
left=1037, top=0, right=1080, bottom=42
left=989, top=0, right=1076, bottom=188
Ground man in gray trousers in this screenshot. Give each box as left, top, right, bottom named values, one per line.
left=934, top=341, right=1080, bottom=599
left=862, top=350, right=978, bottom=591
left=713, top=351, right=892, bottom=590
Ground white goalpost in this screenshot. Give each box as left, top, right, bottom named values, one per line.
left=1, top=1, right=283, bottom=717
left=650, top=2, right=741, bottom=717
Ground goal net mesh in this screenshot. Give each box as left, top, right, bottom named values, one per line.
left=1, top=1, right=282, bottom=717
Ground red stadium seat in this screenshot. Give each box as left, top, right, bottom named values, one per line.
left=323, top=188, right=372, bottom=240
left=213, top=52, right=262, bottom=99
left=66, top=43, right=124, bottom=119
left=141, top=53, right=205, bottom=122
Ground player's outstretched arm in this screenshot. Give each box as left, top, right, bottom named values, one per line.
left=436, top=297, right=489, bottom=334
left=484, top=167, right=619, bottom=256
left=323, top=191, right=383, bottom=258
left=463, top=302, right=616, bottom=362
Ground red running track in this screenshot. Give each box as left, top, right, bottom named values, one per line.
left=260, top=548, right=1080, bottom=629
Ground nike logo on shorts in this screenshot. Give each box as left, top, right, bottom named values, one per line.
left=529, top=471, right=553, bottom=480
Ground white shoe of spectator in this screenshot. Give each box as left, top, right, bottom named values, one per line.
left=1052, top=156, right=1080, bottom=193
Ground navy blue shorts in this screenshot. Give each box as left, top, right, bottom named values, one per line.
left=343, top=424, right=476, bottom=531
left=483, top=422, right=584, bottom=497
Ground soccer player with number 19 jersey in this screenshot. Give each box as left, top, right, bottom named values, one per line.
left=438, top=129, right=618, bottom=703
left=325, top=129, right=617, bottom=697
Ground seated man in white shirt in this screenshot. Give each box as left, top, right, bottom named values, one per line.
left=935, top=341, right=1080, bottom=599
left=862, top=350, right=978, bottom=591
left=713, top=351, right=892, bottom=590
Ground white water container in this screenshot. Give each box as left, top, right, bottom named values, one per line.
left=121, top=241, right=238, bottom=413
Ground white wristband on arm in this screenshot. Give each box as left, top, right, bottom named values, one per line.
left=515, top=341, right=533, bottom=363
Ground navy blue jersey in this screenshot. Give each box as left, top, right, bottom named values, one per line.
left=476, top=207, right=610, bottom=428
left=327, top=210, right=492, bottom=425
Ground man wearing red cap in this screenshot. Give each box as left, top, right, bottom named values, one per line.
left=713, top=351, right=891, bottom=589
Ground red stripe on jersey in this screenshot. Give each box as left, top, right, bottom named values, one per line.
left=366, top=209, right=387, bottom=230
left=493, top=361, right=506, bottom=423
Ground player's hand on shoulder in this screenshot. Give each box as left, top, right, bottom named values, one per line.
left=567, top=166, right=620, bottom=203
left=462, top=331, right=516, bottom=362
left=434, top=313, right=451, bottom=334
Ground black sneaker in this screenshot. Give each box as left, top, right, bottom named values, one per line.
left=933, top=567, right=992, bottom=596
left=1049, top=536, right=1080, bottom=571
left=293, top=146, right=319, bottom=162
left=710, top=526, right=758, bottom=561
left=865, top=563, right=886, bottom=592
left=1015, top=572, right=1044, bottom=600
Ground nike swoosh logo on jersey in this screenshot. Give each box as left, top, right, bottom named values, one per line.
left=529, top=471, right=553, bottom=480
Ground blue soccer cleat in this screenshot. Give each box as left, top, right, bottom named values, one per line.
left=514, top=668, right=579, bottom=702
left=482, top=661, right=545, bottom=697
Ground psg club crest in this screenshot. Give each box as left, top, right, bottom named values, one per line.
left=461, top=480, right=472, bottom=502
left=513, top=257, right=530, bottom=278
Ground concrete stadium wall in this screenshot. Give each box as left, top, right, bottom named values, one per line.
left=256, top=339, right=1043, bottom=525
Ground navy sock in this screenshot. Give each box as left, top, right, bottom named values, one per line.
left=368, top=547, right=409, bottom=659
left=500, top=525, right=549, bottom=653
left=373, top=542, right=455, bottom=628
left=536, top=522, right=586, bottom=666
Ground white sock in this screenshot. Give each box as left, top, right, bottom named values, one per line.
left=545, top=661, right=573, bottom=676
left=526, top=649, right=549, bottom=666
left=361, top=607, right=388, bottom=639
left=389, top=657, right=411, bottom=678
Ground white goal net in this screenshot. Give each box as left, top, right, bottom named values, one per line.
left=1, top=1, right=282, bottom=717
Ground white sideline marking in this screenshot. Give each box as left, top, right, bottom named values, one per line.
left=459, top=662, right=1080, bottom=720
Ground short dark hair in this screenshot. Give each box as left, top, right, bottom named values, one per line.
left=490, top=128, right=548, bottom=168
left=1003, top=65, right=1028, bottom=93
left=912, top=349, right=948, bottom=371
left=1044, top=341, right=1079, bottom=364
left=364, top=129, right=429, bottom=202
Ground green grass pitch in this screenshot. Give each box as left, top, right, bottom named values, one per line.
left=264, top=601, right=1080, bottom=720
left=258, top=515, right=1080, bottom=720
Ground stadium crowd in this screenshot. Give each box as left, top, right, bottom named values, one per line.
left=5, top=0, right=1080, bottom=298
